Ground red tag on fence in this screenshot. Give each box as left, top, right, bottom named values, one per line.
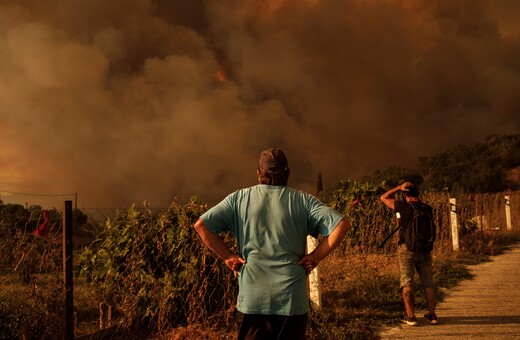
left=34, top=210, right=50, bottom=238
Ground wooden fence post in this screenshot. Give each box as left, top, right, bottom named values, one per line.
left=306, top=235, right=322, bottom=309
left=63, top=200, right=74, bottom=340
left=505, top=195, right=512, bottom=231
left=475, top=194, right=484, bottom=233
left=450, top=198, right=460, bottom=251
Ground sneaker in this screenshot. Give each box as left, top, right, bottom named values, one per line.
left=402, top=315, right=418, bottom=326
left=424, top=312, right=439, bottom=325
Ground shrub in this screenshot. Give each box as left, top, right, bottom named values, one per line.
left=77, top=197, right=238, bottom=334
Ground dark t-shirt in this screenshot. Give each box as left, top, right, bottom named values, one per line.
left=394, top=200, right=433, bottom=246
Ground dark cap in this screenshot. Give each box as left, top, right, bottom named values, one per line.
left=258, top=148, right=289, bottom=176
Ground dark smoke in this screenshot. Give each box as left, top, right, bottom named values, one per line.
left=1, top=0, right=519, bottom=209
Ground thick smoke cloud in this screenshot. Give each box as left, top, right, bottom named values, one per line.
left=0, top=0, right=519, bottom=209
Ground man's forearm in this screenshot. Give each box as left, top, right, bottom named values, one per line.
left=381, top=186, right=400, bottom=200
left=312, top=219, right=350, bottom=261
left=380, top=184, right=405, bottom=209
left=193, top=219, right=233, bottom=260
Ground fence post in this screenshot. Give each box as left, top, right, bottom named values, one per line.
left=450, top=198, right=460, bottom=251
left=475, top=194, right=484, bottom=233
left=306, top=236, right=322, bottom=309
left=505, top=195, right=512, bottom=231
left=63, top=200, right=74, bottom=340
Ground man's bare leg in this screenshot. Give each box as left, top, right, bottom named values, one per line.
left=425, top=287, right=437, bottom=314
left=402, top=286, right=415, bottom=317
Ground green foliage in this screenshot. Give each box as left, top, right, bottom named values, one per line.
left=0, top=204, right=63, bottom=235
left=359, top=133, right=520, bottom=194
left=361, top=166, right=424, bottom=188
left=323, top=180, right=395, bottom=251
left=419, top=133, right=520, bottom=193
left=77, top=197, right=238, bottom=334
left=0, top=204, right=30, bottom=231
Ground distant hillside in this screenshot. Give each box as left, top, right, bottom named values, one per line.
left=362, top=133, right=520, bottom=193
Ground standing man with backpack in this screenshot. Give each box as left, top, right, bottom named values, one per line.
left=380, top=181, right=438, bottom=326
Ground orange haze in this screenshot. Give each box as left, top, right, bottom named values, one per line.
left=0, top=0, right=519, bottom=209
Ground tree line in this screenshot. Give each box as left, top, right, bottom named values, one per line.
left=360, top=133, right=520, bottom=193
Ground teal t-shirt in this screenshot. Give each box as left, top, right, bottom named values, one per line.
left=200, top=184, right=344, bottom=316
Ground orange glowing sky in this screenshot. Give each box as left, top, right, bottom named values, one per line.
left=1, top=0, right=519, bottom=209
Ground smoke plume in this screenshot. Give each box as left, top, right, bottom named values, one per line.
left=1, top=0, right=519, bottom=209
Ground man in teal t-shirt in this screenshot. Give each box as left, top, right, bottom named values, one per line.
left=194, top=148, right=350, bottom=339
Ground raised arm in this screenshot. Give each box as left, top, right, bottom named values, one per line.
left=380, top=182, right=412, bottom=210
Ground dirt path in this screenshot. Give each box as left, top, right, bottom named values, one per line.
left=379, top=245, right=520, bottom=339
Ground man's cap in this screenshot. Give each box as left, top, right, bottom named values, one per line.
left=258, top=148, right=289, bottom=176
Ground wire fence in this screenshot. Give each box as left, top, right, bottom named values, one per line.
left=0, top=190, right=519, bottom=338
left=0, top=207, right=66, bottom=338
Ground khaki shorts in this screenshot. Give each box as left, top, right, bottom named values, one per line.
left=398, top=243, right=433, bottom=290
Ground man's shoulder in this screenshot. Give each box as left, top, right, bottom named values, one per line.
left=286, top=187, right=322, bottom=203
left=394, top=200, right=408, bottom=211
left=231, top=185, right=263, bottom=194
left=235, top=185, right=320, bottom=204
left=413, top=200, right=433, bottom=210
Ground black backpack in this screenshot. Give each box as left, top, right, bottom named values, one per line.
left=404, top=202, right=436, bottom=252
